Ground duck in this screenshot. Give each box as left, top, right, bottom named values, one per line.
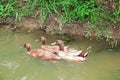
left=24, top=43, right=44, bottom=58
left=51, top=40, right=75, bottom=53
left=39, top=36, right=60, bottom=52
left=51, top=40, right=89, bottom=62
left=24, top=43, right=61, bottom=60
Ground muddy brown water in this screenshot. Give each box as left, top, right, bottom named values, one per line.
left=0, top=29, right=120, bottom=80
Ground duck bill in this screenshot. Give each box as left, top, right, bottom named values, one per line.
left=51, top=42, right=56, bottom=45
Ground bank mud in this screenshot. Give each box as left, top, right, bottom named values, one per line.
left=0, top=14, right=120, bottom=41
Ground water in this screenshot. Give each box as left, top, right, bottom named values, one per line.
left=0, top=29, right=120, bottom=80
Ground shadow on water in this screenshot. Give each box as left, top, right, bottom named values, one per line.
left=0, top=29, right=120, bottom=80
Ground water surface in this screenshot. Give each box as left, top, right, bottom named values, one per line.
left=0, top=29, right=120, bottom=80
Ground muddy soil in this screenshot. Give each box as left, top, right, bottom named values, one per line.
left=0, top=14, right=120, bottom=40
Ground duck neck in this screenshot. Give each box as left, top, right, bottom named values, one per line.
left=42, top=40, right=46, bottom=45
left=27, top=47, right=31, bottom=51
left=59, top=44, right=64, bottom=51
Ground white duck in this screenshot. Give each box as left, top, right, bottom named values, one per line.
left=51, top=40, right=89, bottom=62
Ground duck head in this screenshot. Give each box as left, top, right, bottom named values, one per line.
left=51, top=40, right=64, bottom=51
left=24, top=43, right=32, bottom=51
left=39, top=36, right=47, bottom=45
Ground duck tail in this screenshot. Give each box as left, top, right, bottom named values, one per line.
left=84, top=52, right=88, bottom=57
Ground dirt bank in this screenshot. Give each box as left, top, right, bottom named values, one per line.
left=0, top=14, right=120, bottom=41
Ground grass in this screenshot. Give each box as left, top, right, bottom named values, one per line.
left=0, top=0, right=120, bottom=47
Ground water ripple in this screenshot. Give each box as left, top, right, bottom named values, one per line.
left=20, top=76, right=28, bottom=80
left=0, top=61, right=20, bottom=71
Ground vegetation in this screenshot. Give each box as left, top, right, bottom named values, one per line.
left=0, top=0, right=120, bottom=47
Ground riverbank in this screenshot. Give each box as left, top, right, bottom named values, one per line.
left=0, top=16, right=120, bottom=48
left=0, top=0, right=120, bottom=47
left=1, top=16, right=120, bottom=39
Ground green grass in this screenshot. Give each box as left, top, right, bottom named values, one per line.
left=0, top=0, right=119, bottom=47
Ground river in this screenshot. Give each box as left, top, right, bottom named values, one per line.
left=0, top=29, right=120, bottom=80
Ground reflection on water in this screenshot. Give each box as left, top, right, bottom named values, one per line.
left=0, top=29, right=120, bottom=80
